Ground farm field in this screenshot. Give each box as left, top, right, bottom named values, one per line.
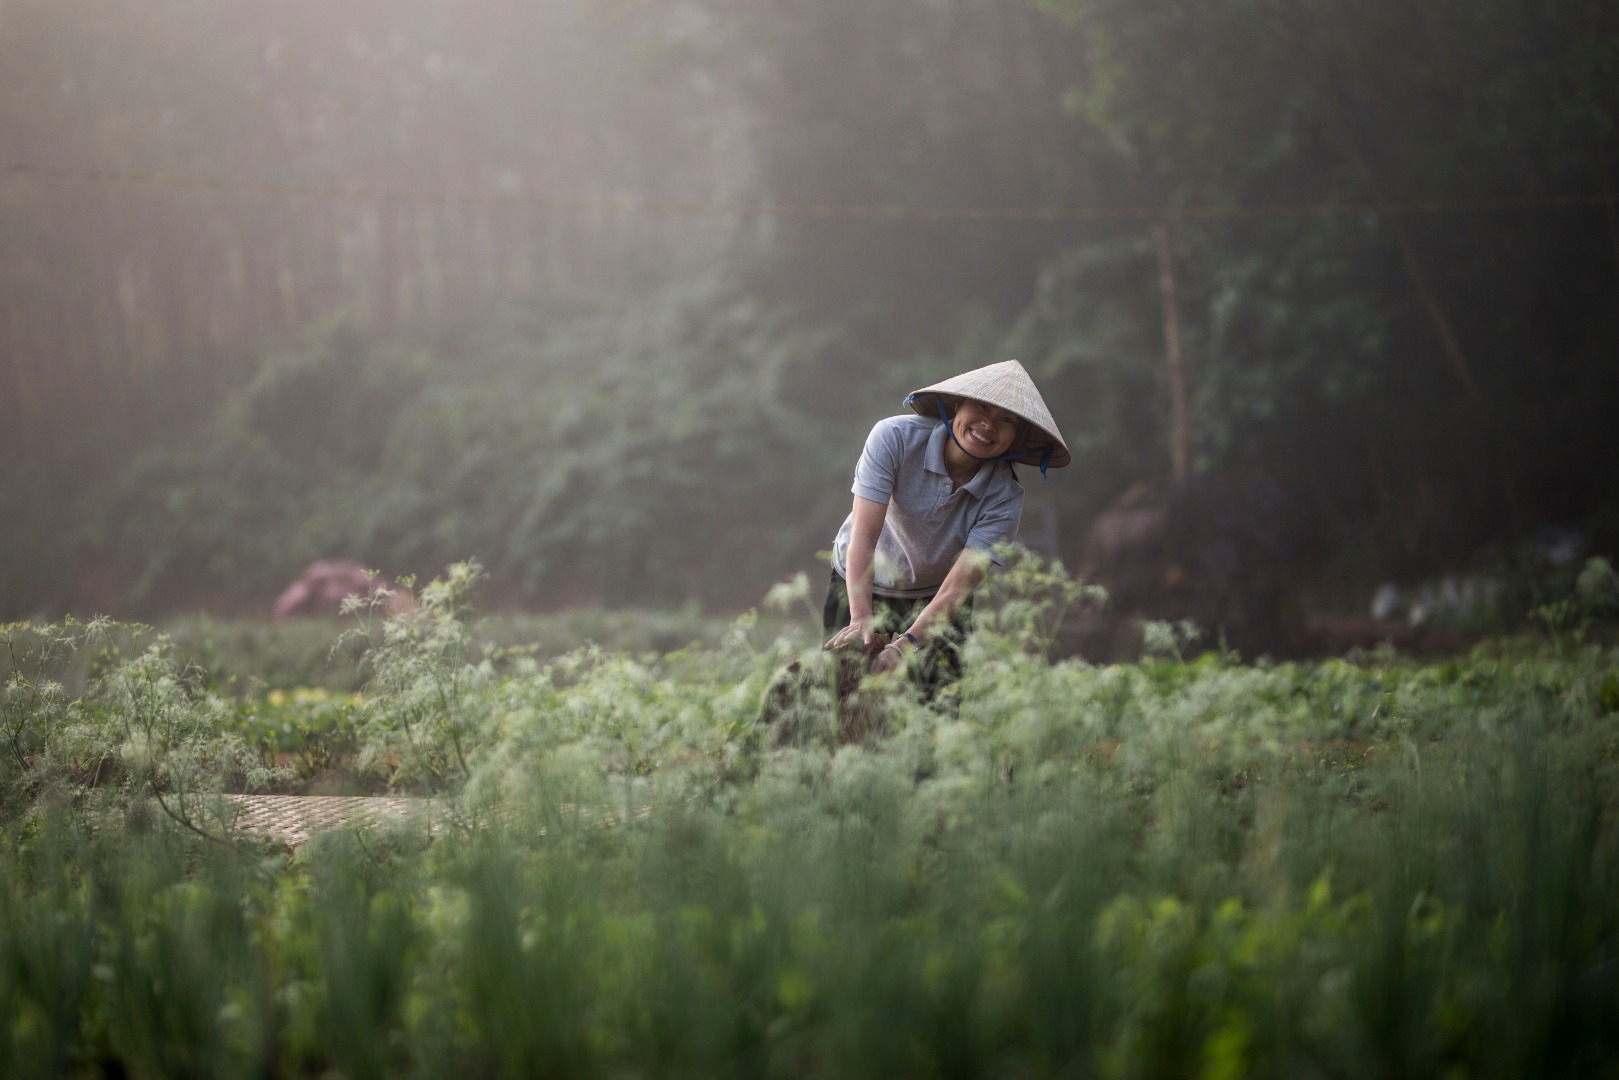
left=4, top=564, right=1618, bottom=1077
left=8, top=4, right=1618, bottom=1075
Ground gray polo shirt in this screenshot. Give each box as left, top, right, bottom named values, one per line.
left=831, top=415, right=1024, bottom=599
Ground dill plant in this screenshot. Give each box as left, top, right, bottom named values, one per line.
left=1, top=618, right=88, bottom=815
left=341, top=561, right=486, bottom=795
left=2, top=617, right=278, bottom=839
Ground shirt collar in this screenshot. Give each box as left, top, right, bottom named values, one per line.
left=925, top=418, right=1000, bottom=498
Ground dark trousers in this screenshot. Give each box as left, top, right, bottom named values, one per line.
left=822, top=571, right=972, bottom=701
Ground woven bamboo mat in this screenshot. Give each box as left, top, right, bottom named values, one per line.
left=223, top=794, right=441, bottom=847
left=223, top=794, right=654, bottom=848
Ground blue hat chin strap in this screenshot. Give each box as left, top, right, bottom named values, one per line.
left=912, top=394, right=1054, bottom=479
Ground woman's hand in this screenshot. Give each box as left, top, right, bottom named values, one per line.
left=869, top=643, right=903, bottom=674
left=823, top=619, right=873, bottom=653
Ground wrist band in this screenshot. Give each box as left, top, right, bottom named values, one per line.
left=899, top=631, right=921, bottom=647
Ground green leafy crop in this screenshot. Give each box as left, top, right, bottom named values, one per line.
left=2, top=560, right=1617, bottom=1076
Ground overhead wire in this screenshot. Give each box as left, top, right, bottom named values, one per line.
left=4, top=161, right=1614, bottom=222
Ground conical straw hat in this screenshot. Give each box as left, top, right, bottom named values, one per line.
left=906, top=359, right=1070, bottom=469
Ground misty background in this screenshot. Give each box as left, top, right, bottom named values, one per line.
left=3, top=0, right=1617, bottom=643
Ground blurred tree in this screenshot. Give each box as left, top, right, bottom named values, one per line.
left=670, top=0, right=1103, bottom=360
left=1021, top=0, right=1619, bottom=573
left=0, top=0, right=753, bottom=613
left=5, top=0, right=1618, bottom=614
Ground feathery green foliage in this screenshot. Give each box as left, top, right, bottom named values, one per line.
left=3, top=561, right=1618, bottom=1075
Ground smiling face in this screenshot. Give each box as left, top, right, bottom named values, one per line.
left=949, top=398, right=1021, bottom=460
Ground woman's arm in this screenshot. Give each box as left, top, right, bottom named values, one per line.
left=871, top=546, right=991, bottom=673
left=824, top=495, right=888, bottom=652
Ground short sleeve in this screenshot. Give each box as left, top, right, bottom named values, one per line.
left=850, top=418, right=905, bottom=504
left=964, top=474, right=1024, bottom=565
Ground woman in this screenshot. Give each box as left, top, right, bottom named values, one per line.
left=823, top=359, right=1069, bottom=691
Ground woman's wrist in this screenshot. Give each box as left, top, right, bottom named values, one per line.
left=886, top=631, right=921, bottom=656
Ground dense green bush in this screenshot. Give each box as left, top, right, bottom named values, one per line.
left=74, top=267, right=853, bottom=613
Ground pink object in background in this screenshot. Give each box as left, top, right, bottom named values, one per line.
left=272, top=560, right=416, bottom=620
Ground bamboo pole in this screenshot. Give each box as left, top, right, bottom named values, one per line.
left=1602, top=150, right=1619, bottom=311
left=1154, top=221, right=1190, bottom=483
left=1339, top=140, right=1483, bottom=404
